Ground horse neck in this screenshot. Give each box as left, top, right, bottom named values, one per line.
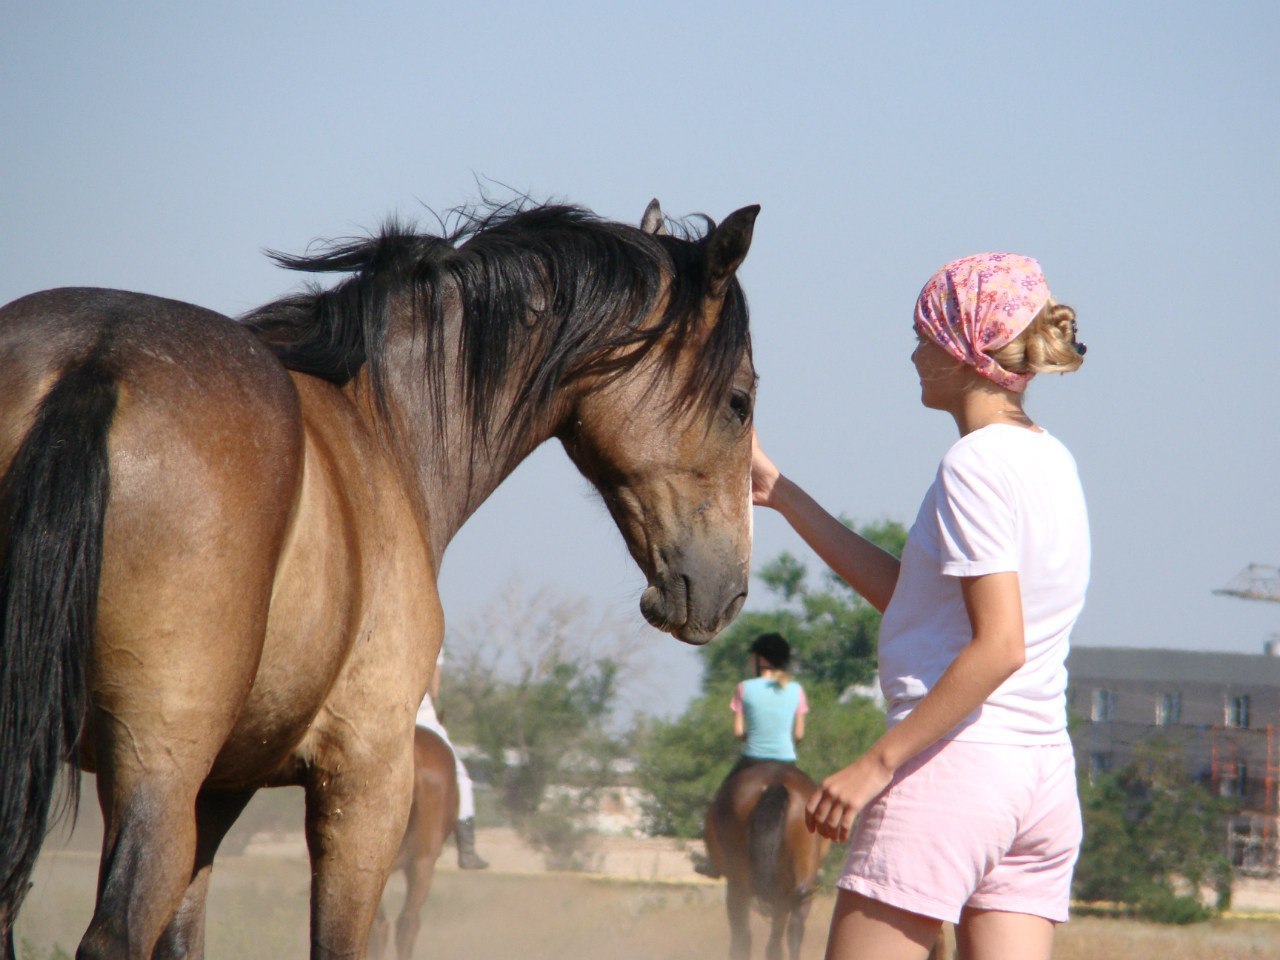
left=371, top=297, right=573, bottom=568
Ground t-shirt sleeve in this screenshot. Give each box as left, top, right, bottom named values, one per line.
left=730, top=682, right=744, bottom=713
left=934, top=444, right=1018, bottom=577
left=795, top=684, right=809, bottom=715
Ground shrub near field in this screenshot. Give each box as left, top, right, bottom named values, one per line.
left=1073, top=739, right=1234, bottom=922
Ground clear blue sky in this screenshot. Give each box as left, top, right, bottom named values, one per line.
left=4, top=2, right=1278, bottom=720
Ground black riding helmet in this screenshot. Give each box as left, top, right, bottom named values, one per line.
left=748, top=632, right=791, bottom=671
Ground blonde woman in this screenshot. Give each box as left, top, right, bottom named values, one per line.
left=753, top=254, right=1088, bottom=960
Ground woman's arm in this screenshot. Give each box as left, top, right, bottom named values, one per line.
left=793, top=710, right=805, bottom=743
left=733, top=710, right=745, bottom=741
left=805, top=571, right=1027, bottom=841
left=752, top=431, right=901, bottom=613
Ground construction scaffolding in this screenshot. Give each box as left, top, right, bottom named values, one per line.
left=1212, top=725, right=1280, bottom=875
left=1211, top=563, right=1280, bottom=873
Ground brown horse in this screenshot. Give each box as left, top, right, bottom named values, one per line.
left=704, top=761, right=830, bottom=960
left=368, top=726, right=458, bottom=960
left=0, top=197, right=759, bottom=959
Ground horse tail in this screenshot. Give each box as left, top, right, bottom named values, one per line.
left=0, top=347, right=118, bottom=934
left=747, top=782, right=793, bottom=907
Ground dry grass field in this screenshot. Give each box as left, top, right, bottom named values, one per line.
left=15, top=825, right=1280, bottom=960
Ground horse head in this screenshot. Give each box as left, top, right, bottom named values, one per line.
left=558, top=202, right=759, bottom=644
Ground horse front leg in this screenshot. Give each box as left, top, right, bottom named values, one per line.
left=367, top=883, right=394, bottom=960
left=305, top=755, right=413, bottom=960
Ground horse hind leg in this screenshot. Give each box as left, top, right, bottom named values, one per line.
left=724, top=879, right=751, bottom=960
left=785, top=895, right=813, bottom=960
left=765, top=907, right=789, bottom=960
left=394, top=855, right=438, bottom=960
left=150, top=789, right=256, bottom=960
left=76, top=759, right=210, bottom=960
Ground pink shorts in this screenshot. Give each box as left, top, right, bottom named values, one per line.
left=836, top=739, right=1081, bottom=924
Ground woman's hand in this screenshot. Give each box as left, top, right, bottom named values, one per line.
left=751, top=428, right=781, bottom=507
left=805, top=752, right=896, bottom=843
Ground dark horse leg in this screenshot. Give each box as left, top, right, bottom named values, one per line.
left=766, top=906, right=788, bottom=960
left=785, top=894, right=813, bottom=960
left=77, top=750, right=214, bottom=959
left=724, top=878, right=752, bottom=960
left=150, top=790, right=256, bottom=960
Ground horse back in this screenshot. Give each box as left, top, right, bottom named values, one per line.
left=1, top=288, right=297, bottom=465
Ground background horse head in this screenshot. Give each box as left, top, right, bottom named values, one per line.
left=704, top=761, right=830, bottom=960
left=0, top=197, right=760, bottom=958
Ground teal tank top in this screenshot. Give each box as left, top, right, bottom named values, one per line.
left=737, top=676, right=806, bottom=761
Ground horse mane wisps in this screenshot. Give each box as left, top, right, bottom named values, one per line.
left=241, top=200, right=751, bottom=443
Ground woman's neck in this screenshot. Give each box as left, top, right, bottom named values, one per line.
left=948, top=377, right=1038, bottom=436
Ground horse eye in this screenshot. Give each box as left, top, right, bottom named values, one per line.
left=729, top=390, right=752, bottom=424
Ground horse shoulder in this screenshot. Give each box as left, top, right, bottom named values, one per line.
left=257, top=373, right=443, bottom=779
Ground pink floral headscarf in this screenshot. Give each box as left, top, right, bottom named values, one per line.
left=913, top=253, right=1051, bottom=393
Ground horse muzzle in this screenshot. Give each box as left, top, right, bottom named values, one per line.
left=639, top=539, right=749, bottom=644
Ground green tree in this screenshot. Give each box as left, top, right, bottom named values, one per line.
left=442, top=583, right=632, bottom=868
left=635, top=680, right=741, bottom=837
left=1073, top=740, right=1233, bottom=923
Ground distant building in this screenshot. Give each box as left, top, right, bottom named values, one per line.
left=1067, top=645, right=1280, bottom=875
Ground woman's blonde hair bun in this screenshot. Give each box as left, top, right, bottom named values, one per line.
left=990, top=300, right=1085, bottom=376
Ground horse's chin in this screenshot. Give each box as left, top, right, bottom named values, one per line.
left=640, top=585, right=746, bottom=645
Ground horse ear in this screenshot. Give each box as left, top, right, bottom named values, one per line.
left=706, top=205, right=760, bottom=297
left=640, top=198, right=668, bottom=236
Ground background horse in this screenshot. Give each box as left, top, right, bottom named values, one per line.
left=0, top=197, right=759, bottom=959
left=369, top=726, right=458, bottom=960
left=704, top=762, right=830, bottom=960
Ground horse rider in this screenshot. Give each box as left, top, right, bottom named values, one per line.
left=415, top=653, right=490, bottom=870
left=696, top=632, right=809, bottom=877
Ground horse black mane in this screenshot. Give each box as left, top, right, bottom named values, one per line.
left=242, top=200, right=751, bottom=442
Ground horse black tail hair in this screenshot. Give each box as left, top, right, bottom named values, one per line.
left=0, top=347, right=117, bottom=941
left=747, top=782, right=793, bottom=907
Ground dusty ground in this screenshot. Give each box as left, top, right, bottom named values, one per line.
left=16, top=827, right=1280, bottom=959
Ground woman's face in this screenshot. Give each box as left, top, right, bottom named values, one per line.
left=911, top=331, right=966, bottom=410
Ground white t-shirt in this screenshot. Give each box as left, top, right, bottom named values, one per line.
left=878, top=424, right=1090, bottom=745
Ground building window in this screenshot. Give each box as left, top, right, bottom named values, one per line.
left=1091, top=689, right=1117, bottom=722
left=1226, top=695, right=1250, bottom=729
left=1156, top=692, right=1181, bottom=726
left=1221, top=762, right=1249, bottom=798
